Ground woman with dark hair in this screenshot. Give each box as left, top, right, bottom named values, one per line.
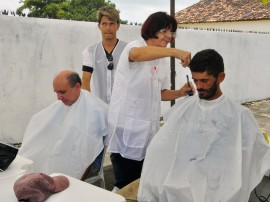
left=107, top=11, right=194, bottom=192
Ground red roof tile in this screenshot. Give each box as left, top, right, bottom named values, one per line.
left=175, top=0, right=270, bottom=23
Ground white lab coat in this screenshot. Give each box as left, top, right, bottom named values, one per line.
left=19, top=90, right=108, bottom=179
left=82, top=40, right=127, bottom=104
left=107, top=38, right=171, bottom=161
left=138, top=94, right=270, bottom=202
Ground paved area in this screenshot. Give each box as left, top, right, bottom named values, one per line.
left=101, top=98, right=270, bottom=201
left=243, top=98, right=270, bottom=135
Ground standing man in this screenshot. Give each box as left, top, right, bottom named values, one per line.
left=81, top=6, right=127, bottom=104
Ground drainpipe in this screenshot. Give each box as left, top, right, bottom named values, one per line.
left=170, top=0, right=176, bottom=106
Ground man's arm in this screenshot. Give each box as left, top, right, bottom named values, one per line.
left=129, top=46, right=191, bottom=67
left=161, top=82, right=195, bottom=101
left=81, top=71, right=92, bottom=92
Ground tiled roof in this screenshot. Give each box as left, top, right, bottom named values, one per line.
left=175, top=0, right=270, bottom=24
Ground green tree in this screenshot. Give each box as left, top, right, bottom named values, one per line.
left=16, top=0, right=121, bottom=22
left=1, top=10, right=9, bottom=15
left=65, top=0, right=113, bottom=21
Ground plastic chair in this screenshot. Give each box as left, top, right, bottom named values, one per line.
left=81, top=147, right=106, bottom=189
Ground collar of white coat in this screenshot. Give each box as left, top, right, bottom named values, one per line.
left=198, top=94, right=225, bottom=108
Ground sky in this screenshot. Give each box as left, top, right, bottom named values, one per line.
left=110, top=0, right=200, bottom=23
left=0, top=0, right=199, bottom=23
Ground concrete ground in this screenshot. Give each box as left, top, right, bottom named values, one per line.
left=243, top=98, right=270, bottom=135
left=98, top=99, right=270, bottom=201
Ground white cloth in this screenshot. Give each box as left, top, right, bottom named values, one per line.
left=138, top=94, right=270, bottom=202
left=19, top=90, right=108, bottom=179
left=82, top=40, right=127, bottom=104
left=47, top=173, right=126, bottom=202
left=107, top=38, right=171, bottom=161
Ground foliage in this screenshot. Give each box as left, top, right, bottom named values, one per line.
left=1, top=10, right=9, bottom=15
left=261, top=0, right=269, bottom=5
left=64, top=0, right=111, bottom=21
left=15, top=0, right=125, bottom=23
left=246, top=0, right=269, bottom=5
left=243, top=0, right=269, bottom=5
left=0, top=9, right=26, bottom=16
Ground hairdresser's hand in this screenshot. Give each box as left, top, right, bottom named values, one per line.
left=179, top=82, right=195, bottom=96
left=176, top=49, right=191, bottom=67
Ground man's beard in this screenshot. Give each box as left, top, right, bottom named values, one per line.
left=197, top=81, right=218, bottom=100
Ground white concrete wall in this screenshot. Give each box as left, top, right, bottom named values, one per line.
left=0, top=16, right=140, bottom=143
left=1, top=15, right=270, bottom=142
left=175, top=28, right=270, bottom=103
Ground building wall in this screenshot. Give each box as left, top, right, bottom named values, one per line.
left=174, top=28, right=270, bottom=104
left=178, top=20, right=270, bottom=32
left=0, top=16, right=140, bottom=143
left=1, top=15, right=270, bottom=142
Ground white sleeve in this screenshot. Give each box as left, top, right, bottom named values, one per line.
left=82, top=46, right=95, bottom=68
left=160, top=58, right=171, bottom=90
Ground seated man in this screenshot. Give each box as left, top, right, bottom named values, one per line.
left=19, top=70, right=108, bottom=179
left=138, top=49, right=270, bottom=202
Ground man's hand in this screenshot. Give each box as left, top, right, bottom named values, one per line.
left=179, top=81, right=195, bottom=97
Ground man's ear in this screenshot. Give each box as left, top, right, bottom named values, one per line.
left=217, top=72, right=225, bottom=84
left=75, top=83, right=81, bottom=89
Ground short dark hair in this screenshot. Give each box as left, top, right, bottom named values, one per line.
left=67, top=72, right=81, bottom=87
left=141, top=11, right=177, bottom=41
left=189, top=49, right=224, bottom=78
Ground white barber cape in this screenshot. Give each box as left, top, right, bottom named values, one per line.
left=138, top=94, right=270, bottom=202
left=19, top=90, right=108, bottom=179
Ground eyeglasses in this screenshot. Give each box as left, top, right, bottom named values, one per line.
left=158, top=29, right=176, bottom=38
left=107, top=55, right=114, bottom=70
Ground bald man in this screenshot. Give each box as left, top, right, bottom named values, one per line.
left=53, top=70, right=82, bottom=106
left=19, top=70, right=108, bottom=179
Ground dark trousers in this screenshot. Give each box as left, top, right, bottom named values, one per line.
left=110, top=153, right=144, bottom=189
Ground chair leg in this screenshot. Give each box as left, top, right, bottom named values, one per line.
left=100, top=178, right=105, bottom=189
left=82, top=147, right=107, bottom=189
